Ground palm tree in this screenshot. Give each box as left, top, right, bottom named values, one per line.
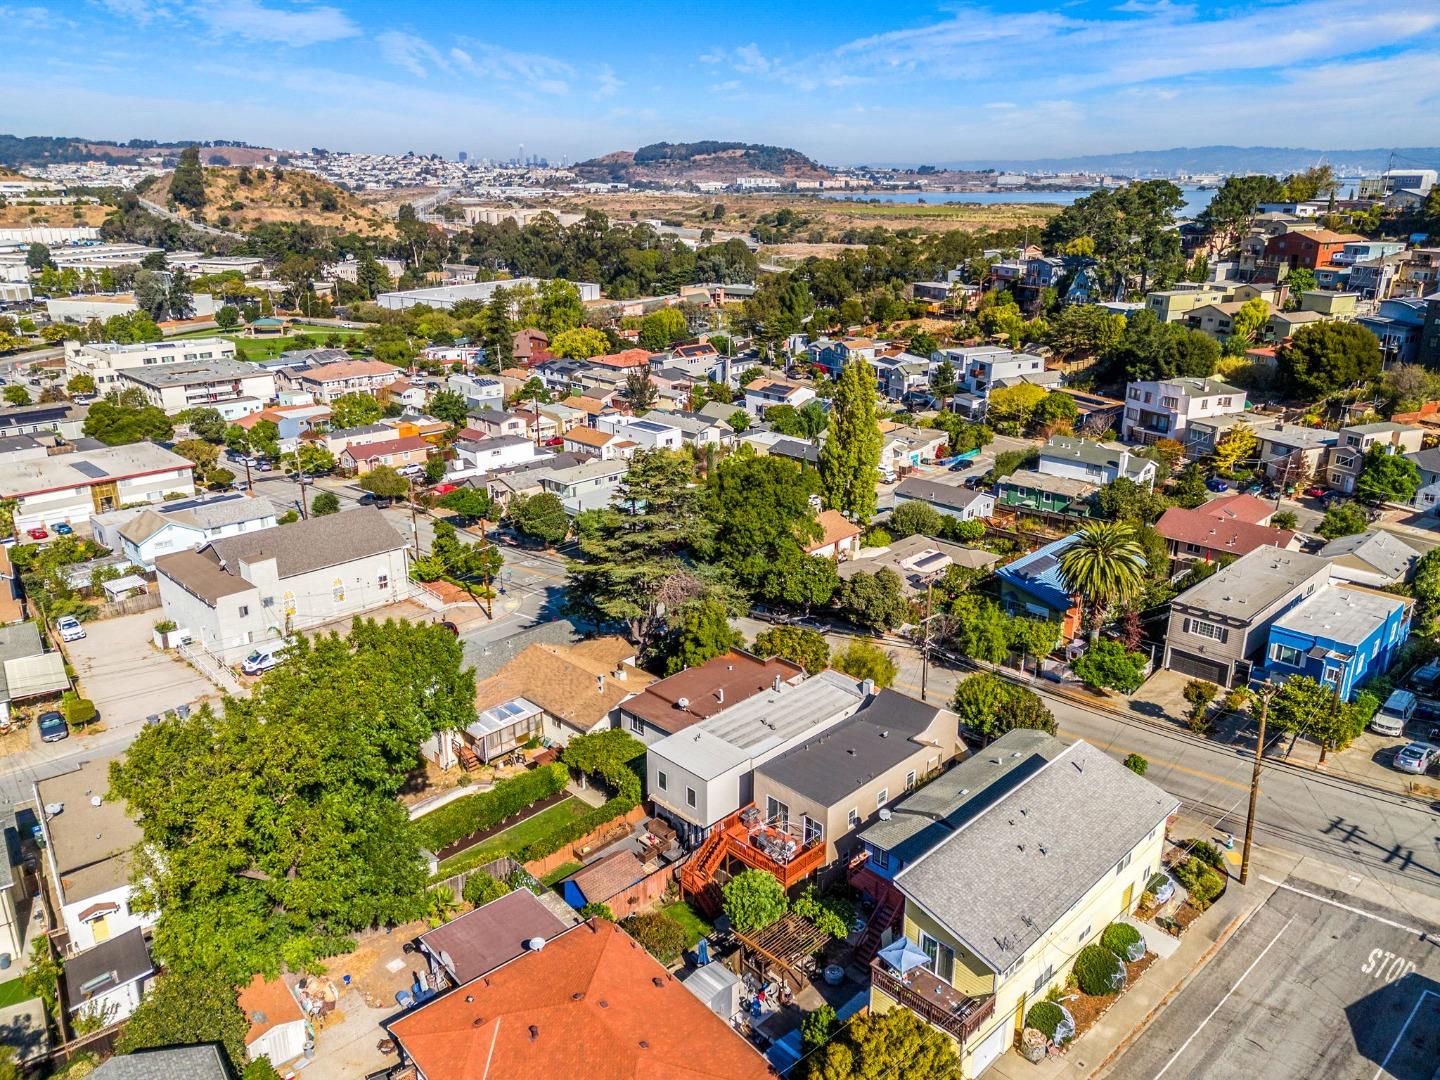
left=1058, top=522, right=1148, bottom=640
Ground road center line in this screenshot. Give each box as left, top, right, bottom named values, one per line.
left=1260, top=877, right=1425, bottom=935
left=1154, top=914, right=1295, bottom=1079
left=1373, top=989, right=1439, bottom=1080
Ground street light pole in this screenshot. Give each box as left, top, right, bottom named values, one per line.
left=920, top=582, right=934, bottom=702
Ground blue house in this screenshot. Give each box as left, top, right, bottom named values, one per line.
left=1358, top=298, right=1429, bottom=367
left=994, top=533, right=1083, bottom=641
left=1262, top=583, right=1412, bottom=700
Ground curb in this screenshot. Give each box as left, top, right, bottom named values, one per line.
left=1087, top=884, right=1273, bottom=1078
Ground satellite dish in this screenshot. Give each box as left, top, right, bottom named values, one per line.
left=878, top=809, right=892, bottom=820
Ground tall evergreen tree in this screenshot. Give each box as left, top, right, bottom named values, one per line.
left=818, top=357, right=882, bottom=524
left=169, top=145, right=206, bottom=210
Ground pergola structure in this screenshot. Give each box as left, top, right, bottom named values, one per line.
left=733, top=914, right=830, bottom=996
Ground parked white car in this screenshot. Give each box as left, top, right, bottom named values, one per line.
left=56, top=615, right=86, bottom=642
left=1393, top=742, right=1439, bottom=775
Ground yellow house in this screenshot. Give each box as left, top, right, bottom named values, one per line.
left=869, top=739, right=1177, bottom=1078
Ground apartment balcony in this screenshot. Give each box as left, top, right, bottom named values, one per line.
left=870, top=957, right=996, bottom=1045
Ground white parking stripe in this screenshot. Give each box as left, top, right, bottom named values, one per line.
left=1260, top=878, right=1425, bottom=935
left=1373, top=989, right=1439, bottom=1080
left=1154, top=915, right=1295, bottom=1079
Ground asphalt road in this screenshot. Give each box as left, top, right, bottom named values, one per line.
left=1108, top=876, right=1440, bottom=1080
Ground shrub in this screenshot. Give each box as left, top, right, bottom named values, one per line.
left=411, top=763, right=569, bottom=852
left=1146, top=872, right=1170, bottom=893
left=1189, top=840, right=1226, bottom=870
left=1123, top=753, right=1148, bottom=776
left=792, top=886, right=854, bottom=940
left=801, top=1004, right=836, bottom=1050
left=1073, top=943, right=1126, bottom=995
left=622, top=911, right=689, bottom=964
left=462, top=872, right=512, bottom=907
left=580, top=902, right=615, bottom=921
left=1171, top=857, right=1225, bottom=911
left=1026, top=1000, right=1066, bottom=1042
left=1100, top=922, right=1144, bottom=962
left=1071, top=640, right=1148, bottom=694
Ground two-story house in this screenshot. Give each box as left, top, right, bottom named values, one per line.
left=937, top=346, right=1057, bottom=419
left=646, top=670, right=869, bottom=848
left=1143, top=284, right=1228, bottom=323
left=1163, top=546, right=1332, bottom=687
left=1185, top=300, right=1273, bottom=341
left=449, top=433, right=543, bottom=478
left=995, top=534, right=1084, bottom=641
left=1358, top=298, right=1430, bottom=365
left=1325, top=421, right=1425, bottom=494
left=1264, top=229, right=1367, bottom=272
left=808, top=337, right=879, bottom=380
left=1120, top=377, right=1246, bottom=447
left=743, top=378, right=817, bottom=418
left=155, top=508, right=411, bottom=665
left=873, top=352, right=933, bottom=403
left=618, top=651, right=807, bottom=746
left=1317, top=530, right=1422, bottom=588
left=893, top=477, right=996, bottom=522
left=870, top=738, right=1176, bottom=1079
left=1036, top=435, right=1157, bottom=488
left=597, top=415, right=684, bottom=451
left=1263, top=583, right=1412, bottom=700
left=540, top=458, right=627, bottom=514
left=751, top=690, right=960, bottom=865
left=90, top=493, right=278, bottom=570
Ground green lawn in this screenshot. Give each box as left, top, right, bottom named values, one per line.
left=662, top=900, right=714, bottom=948
left=540, top=860, right=584, bottom=887
left=436, top=796, right=591, bottom=876
left=167, top=324, right=366, bottom=362
left=0, top=976, right=35, bottom=1008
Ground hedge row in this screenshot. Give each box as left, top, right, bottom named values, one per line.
left=413, top=763, right=569, bottom=852
left=511, top=733, right=646, bottom=862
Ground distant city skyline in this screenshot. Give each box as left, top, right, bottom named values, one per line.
left=1, top=0, right=1437, bottom=165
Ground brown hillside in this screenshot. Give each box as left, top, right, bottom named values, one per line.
left=142, top=167, right=395, bottom=236
left=0, top=203, right=111, bottom=228
left=75, top=143, right=280, bottom=166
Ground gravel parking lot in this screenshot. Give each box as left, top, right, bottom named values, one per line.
left=1108, top=876, right=1440, bottom=1079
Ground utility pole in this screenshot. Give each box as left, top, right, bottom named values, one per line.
left=920, top=581, right=934, bottom=702
left=1240, top=681, right=1278, bottom=885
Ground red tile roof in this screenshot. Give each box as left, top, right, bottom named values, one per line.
left=589, top=348, right=654, bottom=370
left=238, top=974, right=304, bottom=1047
left=806, top=509, right=862, bottom=553
left=1198, top=493, right=1276, bottom=525
left=388, top=919, right=774, bottom=1080
left=342, top=435, right=429, bottom=461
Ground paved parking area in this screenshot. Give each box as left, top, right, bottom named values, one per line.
left=63, top=610, right=216, bottom=728
left=1108, top=874, right=1440, bottom=1079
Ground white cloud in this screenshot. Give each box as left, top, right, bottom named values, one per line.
left=93, top=0, right=172, bottom=25
left=449, top=37, right=574, bottom=95
left=195, top=0, right=359, bottom=46
left=2, top=4, right=71, bottom=29
left=984, top=101, right=1017, bottom=110
left=594, top=65, right=622, bottom=100
left=377, top=30, right=452, bottom=78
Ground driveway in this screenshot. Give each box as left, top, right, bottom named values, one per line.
left=63, top=610, right=217, bottom=729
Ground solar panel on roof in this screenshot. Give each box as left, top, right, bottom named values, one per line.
left=70, top=461, right=108, bottom=479
left=1023, top=553, right=1059, bottom=578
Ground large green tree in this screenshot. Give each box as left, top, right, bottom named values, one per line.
left=82, top=389, right=175, bottom=446
left=108, top=620, right=475, bottom=981
left=753, top=625, right=829, bottom=675
left=1196, top=175, right=1285, bottom=248
left=511, top=491, right=569, bottom=545
left=1042, top=181, right=1185, bottom=296
left=951, top=673, right=1057, bottom=743
left=169, top=145, right=207, bottom=210
left=665, top=598, right=743, bottom=674
left=818, top=357, right=882, bottom=524
left=1277, top=321, right=1382, bottom=400
left=1103, top=309, right=1221, bottom=382
left=1355, top=443, right=1422, bottom=504
left=838, top=568, right=910, bottom=633
left=706, top=453, right=824, bottom=602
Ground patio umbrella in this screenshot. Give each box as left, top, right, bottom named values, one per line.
left=877, top=937, right=931, bottom=974
left=697, top=938, right=711, bottom=966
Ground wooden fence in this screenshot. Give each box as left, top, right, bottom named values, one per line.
left=93, top=591, right=161, bottom=619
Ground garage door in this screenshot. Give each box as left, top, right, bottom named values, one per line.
left=1168, top=649, right=1228, bottom=685
left=969, top=1014, right=1011, bottom=1078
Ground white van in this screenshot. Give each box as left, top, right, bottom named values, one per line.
left=241, top=642, right=290, bottom=676
left=1371, top=690, right=1417, bottom=737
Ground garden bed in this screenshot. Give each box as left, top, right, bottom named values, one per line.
left=435, top=797, right=592, bottom=875
left=1062, top=951, right=1158, bottom=1041
left=432, top=790, right=572, bottom=861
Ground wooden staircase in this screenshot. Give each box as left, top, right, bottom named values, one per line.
left=853, top=885, right=905, bottom=966
left=679, top=827, right=730, bottom=917
left=455, top=740, right=481, bottom=773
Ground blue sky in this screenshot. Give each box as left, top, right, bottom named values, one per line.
left=1, top=0, right=1438, bottom=164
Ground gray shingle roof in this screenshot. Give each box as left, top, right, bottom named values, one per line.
left=896, top=740, right=1177, bottom=972
left=1318, top=530, right=1420, bottom=582
left=92, top=1046, right=232, bottom=1080
left=64, top=928, right=153, bottom=1012
left=755, top=690, right=947, bottom=805
left=207, top=506, right=403, bottom=578
left=859, top=728, right=1065, bottom=863
left=894, top=477, right=991, bottom=512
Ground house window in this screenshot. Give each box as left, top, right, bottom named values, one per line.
left=766, top=796, right=790, bottom=825
left=905, top=770, right=917, bottom=792
left=1077, top=923, right=1092, bottom=944
left=377, top=573, right=389, bottom=590
left=1032, top=963, right=1056, bottom=996
left=802, top=816, right=822, bottom=845
left=1219, top=397, right=1233, bottom=407
left=1161, top=396, right=1179, bottom=409
left=1270, top=643, right=1303, bottom=667
left=920, top=934, right=955, bottom=983
left=262, top=597, right=274, bottom=608
left=847, top=807, right=860, bottom=828
left=1125, top=408, right=1139, bottom=421
left=1185, top=543, right=1206, bottom=555
left=629, top=715, right=645, bottom=735
left=871, top=846, right=891, bottom=870
left=876, top=788, right=888, bottom=809
left=1186, top=618, right=1226, bottom=642
left=1129, top=388, right=1140, bottom=400
left=1114, top=851, right=1132, bottom=876
left=238, top=605, right=250, bottom=617
left=332, top=579, right=345, bottom=603
left=656, top=771, right=667, bottom=791
left=685, top=786, right=697, bottom=808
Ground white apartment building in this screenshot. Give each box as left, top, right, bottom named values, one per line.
left=155, top=508, right=411, bottom=664
left=646, top=670, right=870, bottom=847
left=596, top=415, right=683, bottom=451
left=448, top=434, right=543, bottom=479
left=117, top=358, right=276, bottom=416
left=1121, top=377, right=1247, bottom=446
left=936, top=346, right=1059, bottom=418
left=0, top=443, right=196, bottom=531
left=279, top=359, right=402, bottom=403
left=376, top=277, right=600, bottom=311
left=64, top=337, right=237, bottom=390
left=89, top=493, right=279, bottom=570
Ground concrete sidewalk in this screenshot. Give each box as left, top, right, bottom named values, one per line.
left=987, top=820, right=1303, bottom=1080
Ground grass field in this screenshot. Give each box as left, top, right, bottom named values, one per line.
left=436, top=796, right=591, bottom=876
left=0, top=976, right=35, bottom=1008
left=540, top=860, right=583, bottom=887
left=662, top=900, right=715, bottom=948
left=167, top=324, right=366, bottom=361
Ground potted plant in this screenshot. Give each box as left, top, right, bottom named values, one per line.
left=152, top=619, right=179, bottom=649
